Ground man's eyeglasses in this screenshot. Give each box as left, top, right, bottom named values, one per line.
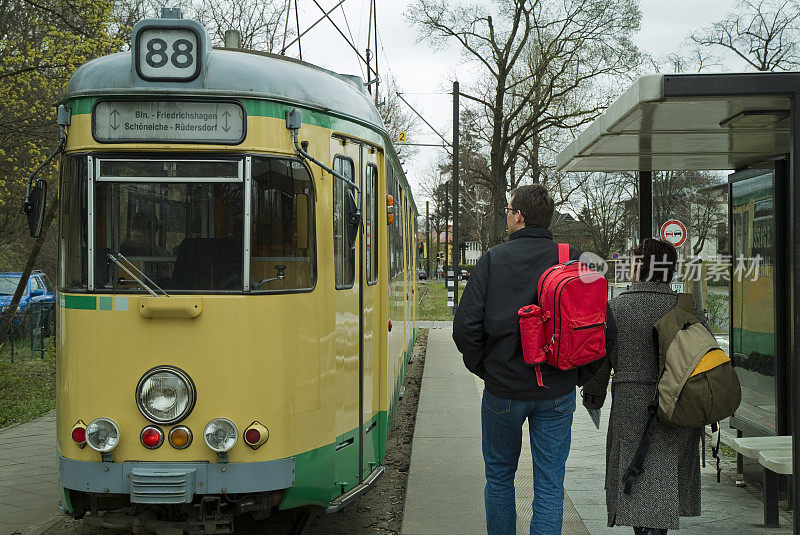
left=505, top=207, right=519, bottom=214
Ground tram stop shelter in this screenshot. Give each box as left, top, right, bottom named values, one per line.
left=556, top=72, right=800, bottom=532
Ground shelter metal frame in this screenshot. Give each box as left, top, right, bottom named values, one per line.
left=556, top=72, right=800, bottom=533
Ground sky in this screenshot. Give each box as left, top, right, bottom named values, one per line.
left=281, top=0, right=742, bottom=203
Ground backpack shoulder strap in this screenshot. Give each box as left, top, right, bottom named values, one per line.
left=677, top=293, right=694, bottom=313
left=558, top=243, right=570, bottom=264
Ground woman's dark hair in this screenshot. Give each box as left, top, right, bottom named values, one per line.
left=509, top=184, right=554, bottom=228
left=632, top=238, right=677, bottom=283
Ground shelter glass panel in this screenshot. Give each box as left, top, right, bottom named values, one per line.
left=250, top=157, right=316, bottom=292
left=730, top=170, right=776, bottom=433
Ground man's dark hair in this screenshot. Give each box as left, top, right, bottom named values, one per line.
left=632, top=238, right=678, bottom=283
left=509, top=184, right=554, bottom=228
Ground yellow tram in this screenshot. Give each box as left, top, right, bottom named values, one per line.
left=54, top=15, right=418, bottom=530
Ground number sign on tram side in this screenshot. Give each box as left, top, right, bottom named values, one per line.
left=91, top=19, right=247, bottom=145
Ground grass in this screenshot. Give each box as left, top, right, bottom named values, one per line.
left=417, top=279, right=464, bottom=321
left=0, top=338, right=56, bottom=428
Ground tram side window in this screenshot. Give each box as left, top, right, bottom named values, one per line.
left=333, top=156, right=356, bottom=289
left=250, top=157, right=316, bottom=292
left=60, top=156, right=88, bottom=290
left=366, top=163, right=378, bottom=284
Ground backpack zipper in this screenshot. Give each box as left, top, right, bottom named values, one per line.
left=573, top=322, right=606, bottom=331
left=552, top=274, right=580, bottom=366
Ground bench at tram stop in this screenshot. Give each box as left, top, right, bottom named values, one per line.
left=730, top=435, right=792, bottom=527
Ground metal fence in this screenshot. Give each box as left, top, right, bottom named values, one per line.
left=0, top=301, right=55, bottom=362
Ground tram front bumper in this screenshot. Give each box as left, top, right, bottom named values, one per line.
left=59, top=455, right=295, bottom=503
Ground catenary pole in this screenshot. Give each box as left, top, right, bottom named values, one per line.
left=373, top=0, right=379, bottom=106
left=452, top=81, right=460, bottom=311
left=426, top=201, right=431, bottom=277
left=444, top=181, right=449, bottom=281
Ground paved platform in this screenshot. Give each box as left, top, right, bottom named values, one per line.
left=0, top=411, right=62, bottom=535
left=402, top=325, right=793, bottom=534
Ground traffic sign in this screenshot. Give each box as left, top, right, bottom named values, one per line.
left=660, top=219, right=687, bottom=248
left=611, top=252, right=620, bottom=260
left=398, top=132, right=406, bottom=142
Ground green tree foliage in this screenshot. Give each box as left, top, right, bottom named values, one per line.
left=0, top=0, right=121, bottom=262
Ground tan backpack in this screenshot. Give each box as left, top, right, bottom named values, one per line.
left=623, top=293, right=741, bottom=495
left=654, top=293, right=741, bottom=427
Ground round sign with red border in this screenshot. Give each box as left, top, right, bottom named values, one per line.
left=660, top=219, right=687, bottom=247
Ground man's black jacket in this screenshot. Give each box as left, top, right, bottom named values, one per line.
left=453, top=225, right=617, bottom=400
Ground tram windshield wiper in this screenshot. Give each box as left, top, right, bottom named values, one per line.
left=106, top=252, right=170, bottom=298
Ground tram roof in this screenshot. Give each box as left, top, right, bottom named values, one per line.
left=63, top=48, right=385, bottom=131
left=63, top=46, right=419, bottom=213
left=556, top=72, right=800, bottom=173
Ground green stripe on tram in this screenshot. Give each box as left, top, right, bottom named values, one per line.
left=63, top=295, right=97, bottom=310
left=279, top=410, right=388, bottom=509
left=68, top=97, right=381, bottom=145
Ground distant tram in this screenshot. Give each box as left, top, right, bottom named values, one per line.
left=54, top=15, right=418, bottom=532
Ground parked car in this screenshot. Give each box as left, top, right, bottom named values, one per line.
left=460, top=269, right=470, bottom=281
left=0, top=271, right=55, bottom=330
left=418, top=268, right=428, bottom=280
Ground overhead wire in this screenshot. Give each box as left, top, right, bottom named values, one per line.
left=294, top=0, right=302, bottom=60
left=340, top=4, right=365, bottom=79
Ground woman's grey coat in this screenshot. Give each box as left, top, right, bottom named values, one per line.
left=583, top=281, right=707, bottom=530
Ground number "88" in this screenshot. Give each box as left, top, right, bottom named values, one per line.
left=145, top=38, right=194, bottom=69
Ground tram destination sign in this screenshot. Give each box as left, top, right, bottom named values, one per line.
left=93, top=100, right=246, bottom=144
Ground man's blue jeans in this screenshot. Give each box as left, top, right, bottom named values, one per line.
left=481, top=388, right=576, bottom=535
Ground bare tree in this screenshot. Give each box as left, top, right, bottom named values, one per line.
left=111, top=0, right=292, bottom=52
left=192, top=0, right=289, bottom=51
left=690, top=0, right=800, bottom=71
left=569, top=172, right=630, bottom=260
left=407, top=0, right=641, bottom=246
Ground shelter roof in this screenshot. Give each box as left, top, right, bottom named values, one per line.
left=556, top=73, right=800, bottom=172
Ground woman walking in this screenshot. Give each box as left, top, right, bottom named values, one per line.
left=582, top=239, right=709, bottom=534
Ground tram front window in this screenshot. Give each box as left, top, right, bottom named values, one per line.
left=59, top=156, right=315, bottom=294
left=94, top=161, right=245, bottom=292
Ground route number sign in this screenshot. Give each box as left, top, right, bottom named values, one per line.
left=660, top=219, right=687, bottom=248
left=398, top=132, right=406, bottom=142
left=136, top=27, right=201, bottom=81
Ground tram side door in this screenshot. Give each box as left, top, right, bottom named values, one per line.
left=330, top=137, right=363, bottom=494
left=362, top=148, right=380, bottom=477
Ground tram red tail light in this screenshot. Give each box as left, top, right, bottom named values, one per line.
left=71, top=421, right=87, bottom=448
left=245, top=429, right=261, bottom=444
left=140, top=426, right=164, bottom=449
left=244, top=422, right=269, bottom=449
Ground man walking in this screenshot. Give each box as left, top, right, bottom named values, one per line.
left=453, top=185, right=616, bottom=535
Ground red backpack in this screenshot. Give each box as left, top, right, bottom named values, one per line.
left=518, top=243, right=607, bottom=387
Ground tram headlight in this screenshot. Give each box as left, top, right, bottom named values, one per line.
left=204, top=418, right=238, bottom=453
left=136, top=366, right=196, bottom=425
left=85, top=418, right=120, bottom=453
